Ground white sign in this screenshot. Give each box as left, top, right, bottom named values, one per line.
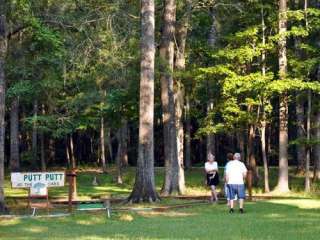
left=30, top=184, right=48, bottom=196
left=11, top=172, right=65, bottom=188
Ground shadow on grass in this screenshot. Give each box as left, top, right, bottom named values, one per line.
left=1, top=199, right=320, bottom=240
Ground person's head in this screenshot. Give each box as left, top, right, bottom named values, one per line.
left=234, top=153, right=241, bottom=161
left=207, top=153, right=215, bottom=163
left=227, top=153, right=234, bottom=161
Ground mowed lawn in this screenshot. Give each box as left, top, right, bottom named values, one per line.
left=1, top=167, right=320, bottom=239
left=1, top=199, right=320, bottom=240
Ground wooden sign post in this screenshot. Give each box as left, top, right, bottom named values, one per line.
left=67, top=169, right=77, bottom=213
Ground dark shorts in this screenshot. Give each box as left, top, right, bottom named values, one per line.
left=227, top=184, right=246, bottom=200
left=207, top=172, right=219, bottom=186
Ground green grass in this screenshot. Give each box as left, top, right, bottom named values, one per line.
left=2, top=167, right=320, bottom=239
left=1, top=199, right=320, bottom=240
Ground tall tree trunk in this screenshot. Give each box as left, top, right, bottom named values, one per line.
left=296, top=97, right=306, bottom=174
left=100, top=117, right=107, bottom=172
left=206, top=7, right=217, bottom=160
left=305, top=89, right=311, bottom=191
left=175, top=82, right=185, bottom=193
left=208, top=8, right=218, bottom=47
left=294, top=0, right=306, bottom=173
left=313, top=65, right=320, bottom=181
left=0, top=13, right=8, bottom=213
left=206, top=100, right=216, bottom=158
left=261, top=120, right=270, bottom=192
left=261, top=6, right=270, bottom=193
left=236, top=131, right=245, bottom=159
left=116, top=129, right=123, bottom=184
left=70, top=135, right=76, bottom=169
left=40, top=104, right=46, bottom=171
left=120, top=121, right=128, bottom=167
left=128, top=0, right=159, bottom=202
left=10, top=98, right=20, bottom=171
left=40, top=132, right=46, bottom=171
left=248, top=123, right=258, bottom=180
left=174, top=2, right=191, bottom=192
left=185, top=95, right=191, bottom=168
left=276, top=0, right=290, bottom=193
left=32, top=100, right=38, bottom=167
left=106, top=128, right=113, bottom=163
left=314, top=103, right=320, bottom=181
left=160, top=0, right=180, bottom=195
left=48, top=138, right=55, bottom=165
left=303, top=0, right=311, bottom=192
left=65, top=137, right=70, bottom=167
left=69, top=134, right=77, bottom=199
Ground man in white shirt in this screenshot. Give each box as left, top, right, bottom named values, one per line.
left=225, top=153, right=247, bottom=214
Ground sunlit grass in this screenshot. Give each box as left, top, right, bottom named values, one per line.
left=1, top=199, right=320, bottom=240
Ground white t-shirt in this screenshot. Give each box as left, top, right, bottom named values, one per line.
left=225, top=160, right=247, bottom=184
left=205, top=162, right=218, bottom=172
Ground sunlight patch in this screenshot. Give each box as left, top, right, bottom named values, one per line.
left=267, top=199, right=320, bottom=209
left=0, top=218, right=20, bottom=226
left=27, top=226, right=48, bottom=233
left=137, top=210, right=195, bottom=218
left=119, top=214, right=134, bottom=221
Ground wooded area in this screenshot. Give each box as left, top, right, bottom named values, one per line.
left=0, top=0, right=320, bottom=212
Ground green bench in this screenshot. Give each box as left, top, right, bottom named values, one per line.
left=77, top=200, right=111, bottom=218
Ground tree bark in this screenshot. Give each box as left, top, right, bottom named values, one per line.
left=175, top=82, right=185, bottom=193
left=314, top=104, right=320, bottom=181
left=261, top=7, right=270, bottom=193
left=160, top=0, right=181, bottom=195
left=296, top=97, right=306, bottom=174
left=69, top=134, right=77, bottom=199
left=208, top=8, right=218, bottom=47
left=314, top=65, right=320, bottom=181
left=120, top=121, right=128, bottom=167
left=100, top=117, right=107, bottom=172
left=115, top=130, right=123, bottom=184
left=261, top=120, right=270, bottom=192
left=48, top=138, right=55, bottom=165
left=206, top=100, right=216, bottom=158
left=32, top=100, right=38, bottom=167
left=70, top=134, right=76, bottom=169
left=305, top=89, right=311, bottom=191
left=65, top=137, right=70, bottom=167
left=40, top=132, right=46, bottom=171
left=174, top=3, right=191, bottom=192
left=128, top=0, right=159, bottom=203
left=276, top=0, right=290, bottom=193
left=10, top=98, right=20, bottom=171
left=0, top=13, right=8, bottom=213
left=40, top=104, right=46, bottom=171
left=207, top=7, right=217, bottom=160
left=236, top=131, right=245, bottom=159
left=106, top=128, right=113, bottom=163
left=248, top=123, right=258, bottom=181
left=185, top=95, right=191, bottom=168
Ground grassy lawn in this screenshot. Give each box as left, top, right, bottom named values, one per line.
left=2, top=166, right=320, bottom=239
left=1, top=199, right=320, bottom=240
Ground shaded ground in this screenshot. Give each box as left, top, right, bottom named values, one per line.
left=4, top=167, right=320, bottom=202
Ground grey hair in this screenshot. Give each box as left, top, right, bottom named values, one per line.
left=234, top=153, right=241, bottom=160
left=207, top=153, right=215, bottom=161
